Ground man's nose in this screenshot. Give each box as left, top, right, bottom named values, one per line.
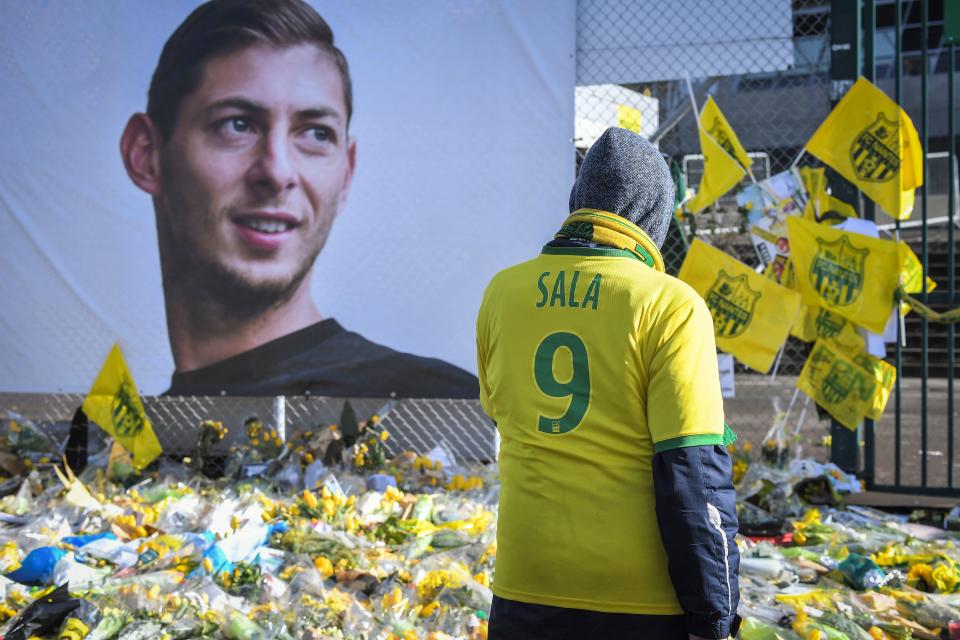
left=248, top=130, right=296, bottom=194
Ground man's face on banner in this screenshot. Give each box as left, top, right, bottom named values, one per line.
left=155, top=44, right=355, bottom=305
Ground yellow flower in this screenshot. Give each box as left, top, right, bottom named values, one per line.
left=732, top=461, right=748, bottom=484
left=313, top=556, right=334, bottom=578
left=345, top=513, right=360, bottom=533
left=302, top=490, right=318, bottom=510
left=380, top=430, right=390, bottom=442
left=417, top=570, right=462, bottom=601
left=910, top=561, right=960, bottom=593
left=420, top=601, right=439, bottom=617
left=931, top=563, right=959, bottom=592
left=381, top=586, right=404, bottom=610
left=354, top=453, right=365, bottom=467
left=742, top=441, right=753, bottom=454
left=370, top=415, right=381, bottom=425
left=304, top=452, right=314, bottom=464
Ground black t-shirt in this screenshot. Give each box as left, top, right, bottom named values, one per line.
left=165, top=319, right=479, bottom=398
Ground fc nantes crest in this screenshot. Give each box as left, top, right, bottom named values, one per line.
left=814, top=308, right=847, bottom=339
left=111, top=380, right=146, bottom=437
left=809, top=236, right=868, bottom=306
left=708, top=118, right=738, bottom=161
left=704, top=270, right=760, bottom=338
left=850, top=113, right=899, bottom=182
left=821, top=360, right=872, bottom=406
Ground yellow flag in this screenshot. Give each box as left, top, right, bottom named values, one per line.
left=900, top=241, right=937, bottom=295
left=679, top=238, right=802, bottom=372
left=699, top=97, right=752, bottom=172
left=797, top=339, right=878, bottom=431
left=823, top=196, right=859, bottom=220
left=787, top=216, right=905, bottom=334
left=849, top=350, right=897, bottom=421
left=617, top=105, right=643, bottom=134
left=801, top=166, right=858, bottom=222
left=83, top=343, right=163, bottom=470
left=800, top=167, right=828, bottom=221
left=687, top=128, right=747, bottom=213
left=898, top=240, right=937, bottom=317
left=805, top=77, right=923, bottom=220
left=789, top=304, right=865, bottom=354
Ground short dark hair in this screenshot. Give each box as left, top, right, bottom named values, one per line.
left=147, top=0, right=352, bottom=141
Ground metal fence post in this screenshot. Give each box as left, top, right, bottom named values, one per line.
left=274, top=395, right=286, bottom=443
left=827, top=0, right=862, bottom=474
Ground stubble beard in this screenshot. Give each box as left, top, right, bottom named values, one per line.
left=157, top=212, right=330, bottom=325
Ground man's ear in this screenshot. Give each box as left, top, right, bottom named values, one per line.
left=337, top=135, right=357, bottom=210
left=120, top=113, right=163, bottom=196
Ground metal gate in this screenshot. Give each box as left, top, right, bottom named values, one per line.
left=833, top=0, right=960, bottom=495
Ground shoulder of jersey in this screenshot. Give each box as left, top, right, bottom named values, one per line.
left=487, top=256, right=542, bottom=286
left=624, top=262, right=708, bottom=316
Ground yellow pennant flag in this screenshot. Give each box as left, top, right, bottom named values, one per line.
left=899, top=240, right=937, bottom=317
left=900, top=240, right=937, bottom=295
left=82, top=343, right=163, bottom=470
left=849, top=350, right=896, bottom=421
left=700, top=97, right=752, bottom=173
left=822, top=195, right=859, bottom=221
left=679, top=238, right=802, bottom=372
left=800, top=167, right=828, bottom=221
left=617, top=104, right=643, bottom=134
left=797, top=339, right=879, bottom=431
left=801, top=166, right=858, bottom=222
left=789, top=304, right=865, bottom=354
left=787, top=216, right=905, bottom=334
left=804, top=77, right=923, bottom=220
left=687, top=99, right=748, bottom=213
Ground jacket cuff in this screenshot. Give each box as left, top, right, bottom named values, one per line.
left=686, top=612, right=742, bottom=639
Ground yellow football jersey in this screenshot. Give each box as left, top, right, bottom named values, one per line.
left=476, top=244, right=725, bottom=614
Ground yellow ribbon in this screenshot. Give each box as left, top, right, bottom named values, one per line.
left=896, top=289, right=960, bottom=324
left=557, top=208, right=665, bottom=272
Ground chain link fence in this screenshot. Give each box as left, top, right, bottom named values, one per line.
left=574, top=0, right=832, bottom=453
left=0, top=393, right=497, bottom=468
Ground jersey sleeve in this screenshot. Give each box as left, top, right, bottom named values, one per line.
left=645, top=296, right=725, bottom=452
left=476, top=285, right=494, bottom=420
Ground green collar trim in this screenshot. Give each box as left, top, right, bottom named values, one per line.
left=632, top=243, right=655, bottom=267
left=541, top=245, right=641, bottom=260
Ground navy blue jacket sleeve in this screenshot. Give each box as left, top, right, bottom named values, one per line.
left=653, top=444, right=741, bottom=639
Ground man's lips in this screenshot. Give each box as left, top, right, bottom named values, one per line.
left=231, top=212, right=300, bottom=250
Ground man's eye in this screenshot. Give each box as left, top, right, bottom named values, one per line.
left=218, top=117, right=253, bottom=136
left=306, top=126, right=335, bottom=144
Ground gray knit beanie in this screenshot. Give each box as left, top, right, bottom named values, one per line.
left=569, top=127, right=675, bottom=248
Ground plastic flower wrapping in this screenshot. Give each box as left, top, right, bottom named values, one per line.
left=2, top=409, right=960, bottom=640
